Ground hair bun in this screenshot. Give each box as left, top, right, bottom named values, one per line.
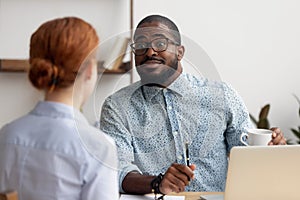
left=29, top=58, right=54, bottom=90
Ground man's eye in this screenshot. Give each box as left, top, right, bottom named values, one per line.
left=135, top=43, right=147, bottom=49
left=155, top=41, right=166, bottom=48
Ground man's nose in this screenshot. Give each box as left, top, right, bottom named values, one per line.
left=145, top=46, right=158, bottom=56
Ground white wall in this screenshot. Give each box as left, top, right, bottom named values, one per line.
left=1, top=0, right=300, bottom=142
left=0, top=0, right=130, bottom=60
left=0, top=0, right=132, bottom=127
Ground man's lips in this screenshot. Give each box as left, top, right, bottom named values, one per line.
left=141, top=57, right=165, bottom=65
left=144, top=60, right=162, bottom=64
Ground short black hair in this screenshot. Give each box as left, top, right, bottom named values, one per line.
left=136, top=15, right=181, bottom=45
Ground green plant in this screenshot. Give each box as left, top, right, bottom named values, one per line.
left=290, top=94, right=300, bottom=144
left=250, top=104, right=270, bottom=129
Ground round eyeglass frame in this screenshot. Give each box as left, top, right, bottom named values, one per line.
left=130, top=38, right=179, bottom=56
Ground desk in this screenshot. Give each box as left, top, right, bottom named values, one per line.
left=120, top=192, right=223, bottom=200
left=170, top=192, right=223, bottom=200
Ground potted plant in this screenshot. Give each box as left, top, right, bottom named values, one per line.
left=250, top=104, right=270, bottom=129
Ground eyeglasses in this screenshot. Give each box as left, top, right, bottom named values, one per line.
left=130, top=38, right=179, bottom=56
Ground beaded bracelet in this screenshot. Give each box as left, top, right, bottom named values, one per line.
left=150, top=173, right=165, bottom=200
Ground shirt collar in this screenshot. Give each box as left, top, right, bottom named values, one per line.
left=31, top=101, right=89, bottom=125
left=167, top=73, right=191, bottom=97
left=135, top=73, right=191, bottom=101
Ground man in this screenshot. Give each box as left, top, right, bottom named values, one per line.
left=100, top=15, right=286, bottom=195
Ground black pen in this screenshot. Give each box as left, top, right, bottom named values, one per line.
left=185, top=142, right=190, bottom=166
left=185, top=142, right=191, bottom=183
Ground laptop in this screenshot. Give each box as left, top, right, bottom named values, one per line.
left=201, top=145, right=300, bottom=200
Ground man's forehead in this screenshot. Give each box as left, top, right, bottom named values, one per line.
left=134, top=33, right=169, bottom=41
left=133, top=24, right=175, bottom=40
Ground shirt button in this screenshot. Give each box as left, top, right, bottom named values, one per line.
left=177, top=155, right=182, bottom=160
left=173, top=131, right=178, bottom=136
left=168, top=106, right=172, bottom=110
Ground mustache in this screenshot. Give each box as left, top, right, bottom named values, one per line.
left=140, top=56, right=165, bottom=65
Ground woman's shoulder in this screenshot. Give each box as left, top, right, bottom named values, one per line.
left=75, top=122, right=118, bottom=168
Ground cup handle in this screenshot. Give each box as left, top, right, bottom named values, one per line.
left=240, top=132, right=249, bottom=146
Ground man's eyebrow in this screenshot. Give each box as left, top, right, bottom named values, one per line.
left=134, top=35, right=147, bottom=41
left=134, top=33, right=169, bottom=41
left=152, top=33, right=168, bottom=38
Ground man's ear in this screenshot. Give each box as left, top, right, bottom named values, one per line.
left=177, top=45, right=185, bottom=61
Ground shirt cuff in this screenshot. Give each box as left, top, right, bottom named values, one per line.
left=119, top=166, right=142, bottom=193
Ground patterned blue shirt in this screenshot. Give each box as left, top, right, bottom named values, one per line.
left=100, top=73, right=253, bottom=192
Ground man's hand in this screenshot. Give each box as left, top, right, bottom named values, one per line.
left=268, top=127, right=287, bottom=145
left=159, top=163, right=196, bottom=194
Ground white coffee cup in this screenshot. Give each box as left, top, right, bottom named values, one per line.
left=240, top=128, right=273, bottom=146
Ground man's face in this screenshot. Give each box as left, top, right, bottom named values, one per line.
left=133, top=21, right=184, bottom=86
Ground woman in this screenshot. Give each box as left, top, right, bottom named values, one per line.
left=0, top=17, right=118, bottom=200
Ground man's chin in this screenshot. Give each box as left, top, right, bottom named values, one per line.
left=136, top=63, right=179, bottom=85
left=137, top=65, right=161, bottom=77
left=139, top=72, right=178, bottom=87
left=138, top=63, right=165, bottom=71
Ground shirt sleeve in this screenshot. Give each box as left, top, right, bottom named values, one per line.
left=78, top=124, right=119, bottom=200
left=223, top=83, right=254, bottom=152
left=100, top=97, right=142, bottom=193
left=81, top=159, right=119, bottom=200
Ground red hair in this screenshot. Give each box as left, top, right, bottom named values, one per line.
left=29, top=17, right=99, bottom=91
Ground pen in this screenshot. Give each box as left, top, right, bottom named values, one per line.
left=185, top=142, right=191, bottom=183
left=185, top=142, right=190, bottom=166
